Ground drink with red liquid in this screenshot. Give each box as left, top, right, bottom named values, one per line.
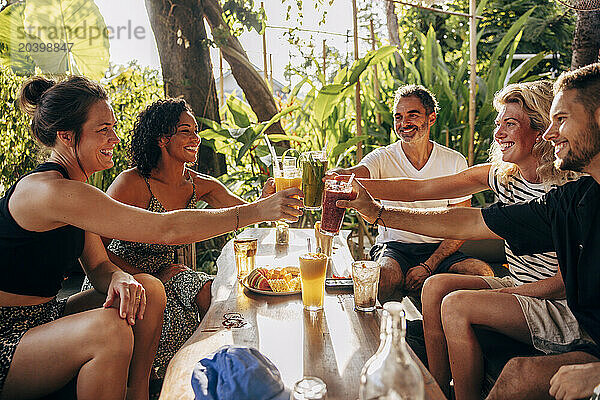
left=319, top=179, right=356, bottom=236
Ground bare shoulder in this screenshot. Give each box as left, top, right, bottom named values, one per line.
left=9, top=171, right=93, bottom=230
left=106, top=167, right=150, bottom=208
left=188, top=168, right=224, bottom=190
left=187, top=168, right=218, bottom=184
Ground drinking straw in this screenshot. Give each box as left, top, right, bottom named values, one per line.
left=376, top=244, right=387, bottom=265
left=263, top=135, right=279, bottom=170
left=347, top=173, right=355, bottom=186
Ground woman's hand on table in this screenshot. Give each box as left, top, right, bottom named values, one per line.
left=335, top=179, right=380, bottom=224
left=258, top=187, right=304, bottom=222
left=158, top=263, right=190, bottom=283
left=103, top=270, right=146, bottom=325
left=260, top=178, right=276, bottom=199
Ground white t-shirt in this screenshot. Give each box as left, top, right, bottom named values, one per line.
left=359, top=141, right=471, bottom=244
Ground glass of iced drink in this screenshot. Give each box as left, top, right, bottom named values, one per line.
left=352, top=261, right=380, bottom=312
left=301, top=151, right=328, bottom=210
left=298, top=252, right=328, bottom=311
left=233, top=238, right=257, bottom=281
left=274, top=156, right=302, bottom=196
left=319, top=179, right=357, bottom=236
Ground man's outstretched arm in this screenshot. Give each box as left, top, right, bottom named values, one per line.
left=338, top=179, right=501, bottom=241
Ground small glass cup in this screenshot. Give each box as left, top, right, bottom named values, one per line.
left=275, top=222, right=289, bottom=245
left=314, top=221, right=333, bottom=258
left=233, top=237, right=257, bottom=281
left=301, top=151, right=328, bottom=210
left=319, top=179, right=356, bottom=236
left=298, top=252, right=328, bottom=311
left=352, top=261, right=381, bottom=312
left=292, top=376, right=327, bottom=399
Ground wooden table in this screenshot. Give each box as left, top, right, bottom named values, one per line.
left=160, top=228, right=446, bottom=400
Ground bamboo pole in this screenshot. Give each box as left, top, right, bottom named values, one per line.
left=370, top=19, right=382, bottom=126
left=261, top=2, right=268, bottom=82
left=322, top=39, right=327, bottom=82
left=269, top=53, right=273, bottom=89
left=468, top=0, right=476, bottom=165
left=352, top=0, right=365, bottom=257
left=219, top=49, right=224, bottom=105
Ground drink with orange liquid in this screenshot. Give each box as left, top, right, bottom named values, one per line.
left=298, top=252, right=328, bottom=311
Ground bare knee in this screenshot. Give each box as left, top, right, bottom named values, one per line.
left=378, top=257, right=404, bottom=302
left=440, top=290, right=474, bottom=331
left=85, top=308, right=134, bottom=357
left=449, top=259, right=494, bottom=276
left=487, top=357, right=548, bottom=400
left=422, top=275, right=455, bottom=309
left=134, top=273, right=167, bottom=312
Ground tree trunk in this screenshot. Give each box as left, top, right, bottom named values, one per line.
left=203, top=0, right=285, bottom=136
left=145, top=0, right=226, bottom=176
left=570, top=10, right=600, bottom=69
left=385, top=0, right=403, bottom=67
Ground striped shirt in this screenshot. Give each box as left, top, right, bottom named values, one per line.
left=488, top=167, right=559, bottom=285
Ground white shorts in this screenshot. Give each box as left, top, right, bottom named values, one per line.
left=480, top=276, right=596, bottom=354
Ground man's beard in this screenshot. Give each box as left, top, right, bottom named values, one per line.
left=556, top=117, right=600, bottom=172
left=397, top=120, right=428, bottom=142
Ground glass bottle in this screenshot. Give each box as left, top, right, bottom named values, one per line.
left=359, top=302, right=425, bottom=400
left=292, top=376, right=327, bottom=399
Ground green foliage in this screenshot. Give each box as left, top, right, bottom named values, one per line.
left=0, top=0, right=110, bottom=79
left=0, top=64, right=39, bottom=194
left=395, top=0, right=574, bottom=74
left=222, top=0, right=266, bottom=35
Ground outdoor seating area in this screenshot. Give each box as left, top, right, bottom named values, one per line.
left=1, top=0, right=600, bottom=399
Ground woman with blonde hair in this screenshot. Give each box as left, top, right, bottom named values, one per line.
left=356, top=80, right=583, bottom=399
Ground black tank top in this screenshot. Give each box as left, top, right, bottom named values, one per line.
left=0, top=162, right=85, bottom=297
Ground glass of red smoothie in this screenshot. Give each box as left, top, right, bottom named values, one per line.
left=319, top=179, right=356, bottom=236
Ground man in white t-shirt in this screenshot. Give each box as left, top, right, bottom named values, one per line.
left=331, top=84, right=493, bottom=301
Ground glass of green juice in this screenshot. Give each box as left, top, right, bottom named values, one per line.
left=300, top=151, right=328, bottom=210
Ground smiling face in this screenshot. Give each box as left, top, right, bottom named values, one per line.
left=75, top=100, right=119, bottom=175
left=544, top=89, right=600, bottom=172
left=493, top=102, right=539, bottom=166
left=161, top=111, right=200, bottom=164
left=393, top=96, right=435, bottom=144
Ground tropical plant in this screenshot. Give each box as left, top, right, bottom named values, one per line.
left=0, top=0, right=110, bottom=79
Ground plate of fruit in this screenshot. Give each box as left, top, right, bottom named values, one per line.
left=243, top=266, right=302, bottom=296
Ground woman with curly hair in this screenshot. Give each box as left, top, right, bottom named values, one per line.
left=82, top=98, right=275, bottom=380
left=353, top=80, right=582, bottom=398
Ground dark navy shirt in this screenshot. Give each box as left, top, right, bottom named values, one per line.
left=481, top=176, right=600, bottom=354
left=0, top=163, right=85, bottom=297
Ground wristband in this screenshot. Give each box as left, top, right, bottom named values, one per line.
left=418, top=262, right=433, bottom=275
left=234, top=206, right=240, bottom=233
left=373, top=203, right=387, bottom=231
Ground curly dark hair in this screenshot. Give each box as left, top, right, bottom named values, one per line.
left=129, top=98, right=193, bottom=177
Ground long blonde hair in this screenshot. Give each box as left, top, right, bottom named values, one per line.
left=489, top=80, right=574, bottom=187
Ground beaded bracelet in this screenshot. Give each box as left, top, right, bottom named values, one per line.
left=373, top=203, right=387, bottom=231
left=418, top=262, right=433, bottom=275
left=234, top=206, right=240, bottom=233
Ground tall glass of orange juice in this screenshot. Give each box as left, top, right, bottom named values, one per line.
left=274, top=156, right=302, bottom=196
left=298, top=252, right=328, bottom=311
left=274, top=156, right=301, bottom=240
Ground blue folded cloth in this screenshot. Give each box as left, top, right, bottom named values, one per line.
left=191, top=346, right=291, bottom=400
